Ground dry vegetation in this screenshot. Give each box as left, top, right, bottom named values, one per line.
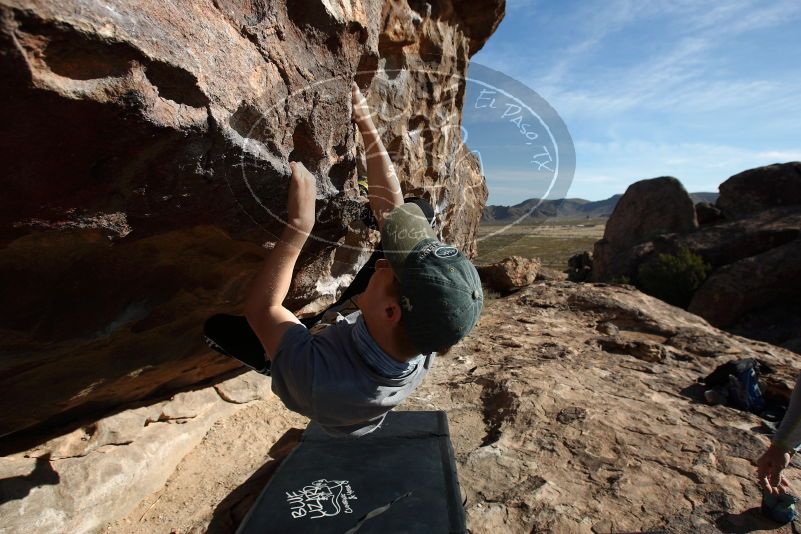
left=475, top=219, right=606, bottom=269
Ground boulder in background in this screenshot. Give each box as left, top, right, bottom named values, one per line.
left=695, top=201, right=725, bottom=226
left=716, top=162, right=801, bottom=219
left=476, top=255, right=540, bottom=293
left=592, top=176, right=697, bottom=281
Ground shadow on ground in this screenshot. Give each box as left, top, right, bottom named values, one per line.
left=207, top=427, right=305, bottom=533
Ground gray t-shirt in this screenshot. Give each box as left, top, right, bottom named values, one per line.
left=270, top=310, right=434, bottom=437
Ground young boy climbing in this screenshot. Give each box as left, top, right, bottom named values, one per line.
left=205, top=83, right=483, bottom=437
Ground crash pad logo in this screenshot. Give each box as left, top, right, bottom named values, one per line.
left=285, top=479, right=358, bottom=519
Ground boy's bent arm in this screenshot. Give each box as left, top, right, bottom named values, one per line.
left=243, top=162, right=316, bottom=361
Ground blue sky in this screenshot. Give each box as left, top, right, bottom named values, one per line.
left=465, top=0, right=801, bottom=204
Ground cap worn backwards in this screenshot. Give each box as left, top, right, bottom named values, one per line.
left=381, top=203, right=484, bottom=354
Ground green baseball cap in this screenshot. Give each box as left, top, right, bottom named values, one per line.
left=381, top=203, right=484, bottom=354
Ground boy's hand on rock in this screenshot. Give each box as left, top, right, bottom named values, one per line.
left=757, top=443, right=792, bottom=495
left=287, top=161, right=316, bottom=238
left=351, top=82, right=374, bottom=129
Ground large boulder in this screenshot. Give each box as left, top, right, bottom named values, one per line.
left=695, top=201, right=724, bottom=226
left=593, top=205, right=800, bottom=280
left=581, top=166, right=801, bottom=353
left=601, top=176, right=698, bottom=251
left=0, top=0, right=503, bottom=437
left=476, top=255, right=540, bottom=293
left=688, top=238, right=801, bottom=328
left=566, top=250, right=592, bottom=282
left=590, top=205, right=801, bottom=352
left=717, top=162, right=801, bottom=218
left=592, top=176, right=698, bottom=281
left=674, top=206, right=801, bottom=269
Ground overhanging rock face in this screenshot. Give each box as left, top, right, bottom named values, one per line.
left=0, top=0, right=503, bottom=437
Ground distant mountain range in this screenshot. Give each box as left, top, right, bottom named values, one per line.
left=482, top=192, right=719, bottom=222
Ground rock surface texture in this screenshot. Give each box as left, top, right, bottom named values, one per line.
left=688, top=237, right=801, bottom=328
left=4, top=281, right=800, bottom=533
left=0, top=373, right=302, bottom=534
left=0, top=0, right=503, bottom=436
left=589, top=163, right=801, bottom=353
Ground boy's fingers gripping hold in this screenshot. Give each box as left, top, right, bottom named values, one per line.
left=351, top=82, right=372, bottom=127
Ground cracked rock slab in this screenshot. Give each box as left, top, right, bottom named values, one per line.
left=0, top=373, right=272, bottom=534
left=401, top=281, right=801, bottom=533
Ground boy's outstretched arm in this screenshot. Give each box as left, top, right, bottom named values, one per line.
left=243, top=161, right=316, bottom=361
left=351, top=82, right=403, bottom=229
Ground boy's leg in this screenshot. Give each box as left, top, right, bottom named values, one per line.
left=203, top=314, right=270, bottom=375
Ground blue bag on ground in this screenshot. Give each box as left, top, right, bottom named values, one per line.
left=702, top=358, right=768, bottom=414
left=727, top=364, right=765, bottom=413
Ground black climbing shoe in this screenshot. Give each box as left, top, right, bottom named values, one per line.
left=203, top=314, right=270, bottom=375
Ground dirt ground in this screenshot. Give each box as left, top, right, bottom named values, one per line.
left=103, top=399, right=308, bottom=534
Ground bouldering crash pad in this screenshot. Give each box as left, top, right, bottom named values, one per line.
left=237, top=410, right=465, bottom=533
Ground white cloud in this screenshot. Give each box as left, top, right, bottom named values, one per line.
left=483, top=140, right=800, bottom=204
left=475, top=0, right=801, bottom=204
left=481, top=0, right=801, bottom=120
left=570, top=140, right=801, bottom=196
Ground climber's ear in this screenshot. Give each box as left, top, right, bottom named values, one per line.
left=383, top=298, right=402, bottom=325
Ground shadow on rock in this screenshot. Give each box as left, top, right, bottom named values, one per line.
left=715, top=506, right=789, bottom=533
left=0, top=453, right=59, bottom=505
left=679, top=381, right=707, bottom=405
left=0, top=367, right=249, bottom=457
left=207, top=427, right=305, bottom=534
